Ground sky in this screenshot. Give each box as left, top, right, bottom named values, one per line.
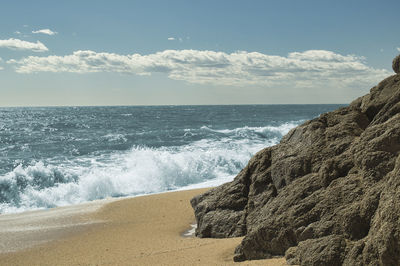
left=0, top=0, right=399, bottom=107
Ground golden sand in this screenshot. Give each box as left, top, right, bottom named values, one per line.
left=0, top=189, right=286, bottom=265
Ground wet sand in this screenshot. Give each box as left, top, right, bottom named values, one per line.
left=0, top=189, right=286, bottom=265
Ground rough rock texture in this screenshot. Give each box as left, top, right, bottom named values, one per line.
left=191, top=58, right=400, bottom=265
left=393, top=55, right=400, bottom=74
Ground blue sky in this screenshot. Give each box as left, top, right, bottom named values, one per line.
left=0, top=0, right=399, bottom=106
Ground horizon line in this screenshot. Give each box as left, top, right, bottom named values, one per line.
left=0, top=103, right=349, bottom=108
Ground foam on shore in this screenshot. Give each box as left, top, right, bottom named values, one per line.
left=0, top=197, right=116, bottom=253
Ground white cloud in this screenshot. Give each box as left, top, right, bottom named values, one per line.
left=7, top=49, right=390, bottom=89
left=32, top=29, right=57, bottom=35
left=167, top=37, right=175, bottom=41
left=0, top=38, right=48, bottom=52
left=397, top=47, right=400, bottom=52
left=0, top=57, right=3, bottom=70
left=14, top=31, right=21, bottom=35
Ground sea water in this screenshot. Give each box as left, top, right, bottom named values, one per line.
left=0, top=104, right=343, bottom=213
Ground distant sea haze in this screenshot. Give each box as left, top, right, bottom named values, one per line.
left=0, top=104, right=344, bottom=213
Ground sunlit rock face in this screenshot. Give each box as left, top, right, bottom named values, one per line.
left=191, top=56, right=400, bottom=265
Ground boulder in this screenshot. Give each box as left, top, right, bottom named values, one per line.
left=191, top=57, right=400, bottom=265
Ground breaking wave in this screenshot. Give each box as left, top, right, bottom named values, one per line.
left=0, top=122, right=300, bottom=214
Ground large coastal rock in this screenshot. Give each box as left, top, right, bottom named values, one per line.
left=393, top=55, right=400, bottom=74
left=191, top=57, right=400, bottom=265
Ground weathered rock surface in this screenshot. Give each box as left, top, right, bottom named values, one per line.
left=393, top=55, right=400, bottom=74
left=191, top=57, right=400, bottom=265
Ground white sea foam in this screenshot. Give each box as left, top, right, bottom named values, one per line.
left=183, top=223, right=197, bottom=237
left=200, top=121, right=301, bottom=137
left=0, top=122, right=300, bottom=214
left=102, top=133, right=128, bottom=142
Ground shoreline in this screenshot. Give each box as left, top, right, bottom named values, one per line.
left=0, top=188, right=286, bottom=265
left=0, top=197, right=117, bottom=254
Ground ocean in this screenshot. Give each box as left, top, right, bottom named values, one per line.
left=0, top=104, right=344, bottom=214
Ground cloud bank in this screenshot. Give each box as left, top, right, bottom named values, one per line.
left=0, top=38, right=48, bottom=52
left=8, top=49, right=390, bottom=88
left=32, top=29, right=57, bottom=35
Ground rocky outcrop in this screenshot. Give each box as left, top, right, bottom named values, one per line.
left=191, top=56, right=400, bottom=265
left=393, top=55, right=400, bottom=74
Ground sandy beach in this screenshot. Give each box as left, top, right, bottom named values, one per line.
left=0, top=188, right=286, bottom=265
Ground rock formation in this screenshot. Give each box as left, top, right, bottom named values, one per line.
left=393, top=55, right=400, bottom=74
left=191, top=56, right=400, bottom=265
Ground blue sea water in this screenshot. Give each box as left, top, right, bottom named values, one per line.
left=0, top=104, right=344, bottom=213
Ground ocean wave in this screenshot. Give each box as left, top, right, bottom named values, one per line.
left=0, top=117, right=304, bottom=214
left=101, top=133, right=128, bottom=143
left=0, top=136, right=277, bottom=214
left=200, top=121, right=302, bottom=138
